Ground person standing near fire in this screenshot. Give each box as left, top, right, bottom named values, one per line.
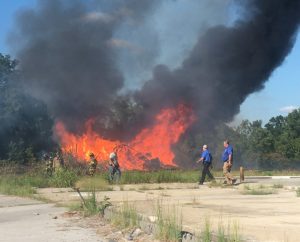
left=196, top=144, right=214, bottom=185
left=88, top=152, right=97, bottom=176
left=108, top=151, right=121, bottom=183
left=44, top=153, right=53, bottom=176
left=53, top=148, right=64, bottom=172
left=222, top=140, right=236, bottom=185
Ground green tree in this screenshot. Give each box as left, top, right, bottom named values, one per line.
left=0, top=53, right=55, bottom=163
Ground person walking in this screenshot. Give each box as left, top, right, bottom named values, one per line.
left=108, top=151, right=121, bottom=183
left=222, top=140, right=236, bottom=185
left=197, top=144, right=214, bottom=185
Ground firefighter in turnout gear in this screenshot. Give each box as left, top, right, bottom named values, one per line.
left=53, top=149, right=64, bottom=172
left=88, top=152, right=97, bottom=176
left=44, top=153, right=54, bottom=176
left=108, top=151, right=121, bottom=183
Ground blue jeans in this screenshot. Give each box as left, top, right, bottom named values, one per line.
left=108, top=165, right=121, bottom=182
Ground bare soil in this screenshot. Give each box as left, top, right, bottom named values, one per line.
left=37, top=178, right=300, bottom=242
left=2, top=177, right=300, bottom=242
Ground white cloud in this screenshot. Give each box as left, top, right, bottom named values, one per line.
left=279, top=105, right=298, bottom=113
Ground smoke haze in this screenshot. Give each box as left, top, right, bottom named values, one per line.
left=8, top=0, right=300, bottom=140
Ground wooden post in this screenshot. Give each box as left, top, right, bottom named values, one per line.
left=240, top=166, right=244, bottom=182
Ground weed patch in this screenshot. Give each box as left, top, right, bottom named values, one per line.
left=296, top=187, right=300, bottom=197
left=111, top=201, right=141, bottom=229
left=155, top=201, right=182, bottom=242
left=272, top=183, right=284, bottom=189
left=49, top=169, right=78, bottom=187
left=241, top=185, right=276, bottom=195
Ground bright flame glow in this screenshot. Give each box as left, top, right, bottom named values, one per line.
left=55, top=104, right=196, bottom=170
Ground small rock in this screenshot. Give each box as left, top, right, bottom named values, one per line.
left=148, top=215, right=157, bottom=222
left=33, top=212, right=40, bottom=216
left=125, top=234, right=133, bottom=241
left=181, top=231, right=195, bottom=242
left=105, top=239, right=117, bottom=242
left=140, top=220, right=155, bottom=235
left=52, top=216, right=58, bottom=219
left=131, top=228, right=142, bottom=238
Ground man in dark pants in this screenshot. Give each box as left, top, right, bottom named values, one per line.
left=197, top=144, right=214, bottom=185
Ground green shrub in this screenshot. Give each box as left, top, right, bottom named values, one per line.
left=49, top=168, right=78, bottom=187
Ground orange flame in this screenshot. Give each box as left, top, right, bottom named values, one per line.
left=55, top=104, right=196, bottom=170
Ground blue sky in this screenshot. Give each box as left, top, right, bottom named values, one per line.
left=0, top=0, right=299, bottom=125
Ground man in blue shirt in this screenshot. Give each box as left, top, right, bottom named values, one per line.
left=197, top=144, right=214, bottom=185
left=222, top=140, right=236, bottom=185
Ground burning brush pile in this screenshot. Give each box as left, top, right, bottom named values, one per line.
left=55, top=104, right=196, bottom=170
left=9, top=0, right=300, bottom=169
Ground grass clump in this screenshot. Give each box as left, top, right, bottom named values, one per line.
left=0, top=173, right=51, bottom=197
left=296, top=187, right=300, bottom=197
left=226, top=221, right=241, bottom=242
left=272, top=183, right=284, bottom=189
left=0, top=175, right=36, bottom=197
left=0, top=167, right=79, bottom=198
left=82, top=189, right=111, bottom=216
left=120, top=170, right=199, bottom=184
left=155, top=201, right=182, bottom=242
left=49, top=168, right=79, bottom=187
left=201, top=218, right=241, bottom=242
left=241, top=184, right=276, bottom=195
left=111, top=201, right=141, bottom=229
left=192, top=217, right=242, bottom=242
left=75, top=174, right=112, bottom=191
left=201, top=217, right=212, bottom=242
left=217, top=219, right=226, bottom=242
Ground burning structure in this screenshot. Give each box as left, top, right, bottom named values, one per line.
left=8, top=0, right=300, bottom=169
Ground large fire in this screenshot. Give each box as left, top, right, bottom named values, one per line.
left=55, top=104, right=196, bottom=170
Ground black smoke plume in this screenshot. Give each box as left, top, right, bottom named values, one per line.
left=9, top=0, right=159, bottom=136
left=137, top=0, right=300, bottom=129
left=9, top=0, right=300, bottom=140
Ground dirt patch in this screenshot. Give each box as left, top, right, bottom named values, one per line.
left=36, top=179, right=300, bottom=242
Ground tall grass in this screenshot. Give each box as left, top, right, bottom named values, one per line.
left=81, top=169, right=300, bottom=185
left=201, top=217, right=212, bottom=242
left=155, top=201, right=182, bottom=242
left=0, top=172, right=52, bottom=197
left=119, top=170, right=200, bottom=184
left=226, top=221, right=241, bottom=242
left=75, top=174, right=113, bottom=191
left=0, top=168, right=79, bottom=197
left=198, top=218, right=241, bottom=242
left=111, top=201, right=141, bottom=229
left=80, top=188, right=112, bottom=216
left=0, top=175, right=37, bottom=197
left=49, top=168, right=78, bottom=187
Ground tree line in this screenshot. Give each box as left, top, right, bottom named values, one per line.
left=232, top=110, right=300, bottom=169
left=1, top=53, right=299, bottom=169
left=0, top=54, right=55, bottom=164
